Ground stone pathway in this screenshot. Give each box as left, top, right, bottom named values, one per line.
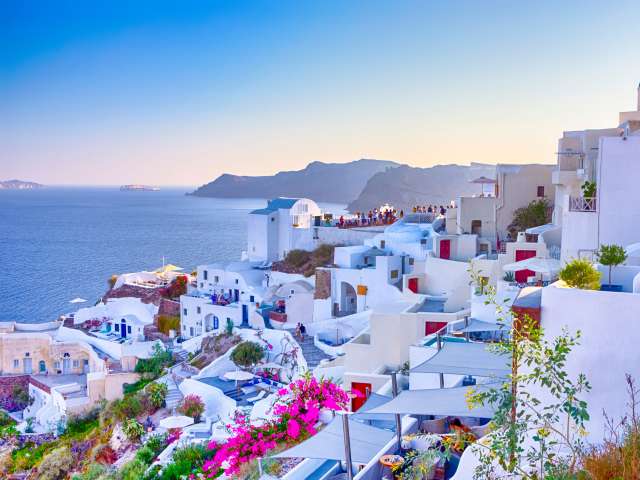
left=296, top=336, right=332, bottom=369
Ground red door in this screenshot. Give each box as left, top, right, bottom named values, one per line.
left=408, top=277, right=418, bottom=293
left=425, top=321, right=448, bottom=336
left=440, top=239, right=451, bottom=259
left=351, top=382, right=371, bottom=411
left=515, top=250, right=536, bottom=283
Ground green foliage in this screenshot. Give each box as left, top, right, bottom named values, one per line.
left=503, top=271, right=515, bottom=282
left=111, top=393, right=144, bottom=421
left=156, top=315, right=180, bottom=335
left=66, top=409, right=100, bottom=437
left=284, top=249, right=311, bottom=268
left=143, top=434, right=168, bottom=456
left=596, top=244, right=627, bottom=285
left=509, top=198, right=552, bottom=234
left=177, top=394, right=205, bottom=422
left=71, top=463, right=107, bottom=480
left=230, top=341, right=265, bottom=369
left=135, top=343, right=173, bottom=379
left=467, top=267, right=592, bottom=479
left=225, top=318, right=234, bottom=336
left=559, top=258, right=601, bottom=290
left=581, top=180, right=597, bottom=198
left=122, top=419, right=145, bottom=443
left=123, top=378, right=153, bottom=395
left=146, top=382, right=168, bottom=409
left=36, top=446, right=74, bottom=480
left=155, top=444, right=213, bottom=480
left=120, top=458, right=146, bottom=480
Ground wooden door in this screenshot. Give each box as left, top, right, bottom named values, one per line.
left=425, top=321, right=448, bottom=336
left=515, top=250, right=536, bottom=283
left=440, top=239, right=451, bottom=259
left=408, top=277, right=419, bottom=293
left=351, top=382, right=371, bottom=411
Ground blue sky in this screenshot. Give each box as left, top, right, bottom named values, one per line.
left=1, top=0, right=639, bottom=185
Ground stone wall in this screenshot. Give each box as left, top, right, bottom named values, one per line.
left=314, top=269, right=331, bottom=300
left=103, top=284, right=166, bottom=305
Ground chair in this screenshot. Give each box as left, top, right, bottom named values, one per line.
left=247, top=390, right=267, bottom=403
left=420, top=417, right=448, bottom=434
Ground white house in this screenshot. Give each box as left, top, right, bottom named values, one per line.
left=246, top=198, right=322, bottom=263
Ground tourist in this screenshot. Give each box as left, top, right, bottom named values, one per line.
left=299, top=323, right=307, bottom=339
left=440, top=205, right=446, bottom=215
left=295, top=323, right=301, bottom=339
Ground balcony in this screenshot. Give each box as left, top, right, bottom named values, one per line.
left=569, top=196, right=597, bottom=212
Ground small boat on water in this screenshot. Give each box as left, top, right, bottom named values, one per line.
left=119, top=184, right=160, bottom=191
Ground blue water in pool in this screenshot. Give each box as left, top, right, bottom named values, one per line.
left=0, top=188, right=343, bottom=323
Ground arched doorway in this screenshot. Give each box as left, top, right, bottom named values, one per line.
left=340, top=282, right=357, bottom=316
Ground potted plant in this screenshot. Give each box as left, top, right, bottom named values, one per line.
left=581, top=180, right=597, bottom=198
left=503, top=271, right=515, bottom=284
left=559, top=258, right=601, bottom=290
left=596, top=244, right=627, bottom=292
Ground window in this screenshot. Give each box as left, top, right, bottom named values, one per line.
left=537, top=186, right=545, bottom=197
left=213, top=316, right=219, bottom=330
left=54, top=361, right=60, bottom=370
left=214, top=276, right=219, bottom=283
left=250, top=295, right=254, bottom=303
left=204, top=270, right=208, bottom=280
left=471, top=220, right=482, bottom=235
left=183, top=308, right=188, bottom=316
left=127, top=326, right=132, bottom=334
left=380, top=240, right=386, bottom=249
left=390, top=270, right=399, bottom=279
left=73, top=360, right=79, bottom=368
left=200, top=282, right=203, bottom=288
left=235, top=279, right=239, bottom=284
left=13, top=359, right=19, bottom=369
left=290, top=289, right=295, bottom=295
left=115, top=323, right=120, bottom=332
left=271, top=217, right=275, bottom=222
left=408, top=257, right=415, bottom=266
left=39, top=360, right=46, bottom=372
left=197, top=306, right=201, bottom=314
left=189, top=327, right=194, bottom=337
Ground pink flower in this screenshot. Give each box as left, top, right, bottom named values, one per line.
left=286, top=419, right=301, bottom=439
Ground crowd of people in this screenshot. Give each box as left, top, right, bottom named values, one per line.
left=412, top=204, right=449, bottom=216
left=337, top=208, right=402, bottom=228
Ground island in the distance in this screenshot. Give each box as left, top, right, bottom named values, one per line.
left=120, top=184, right=160, bottom=191
left=0, top=179, right=44, bottom=189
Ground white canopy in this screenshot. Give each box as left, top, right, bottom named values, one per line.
left=159, top=415, right=194, bottom=429
left=365, top=384, right=496, bottom=419
left=525, top=223, right=556, bottom=235
left=503, top=256, right=561, bottom=275
left=69, top=297, right=87, bottom=304
left=273, top=415, right=394, bottom=464
left=352, top=393, right=396, bottom=423
left=411, top=341, right=510, bottom=378
left=458, top=319, right=509, bottom=333
left=223, top=370, right=254, bottom=381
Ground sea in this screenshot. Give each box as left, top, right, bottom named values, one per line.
left=0, top=187, right=344, bottom=323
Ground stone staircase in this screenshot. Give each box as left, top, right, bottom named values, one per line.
left=172, top=348, right=189, bottom=363
left=297, top=336, right=332, bottom=369
left=164, top=375, right=183, bottom=411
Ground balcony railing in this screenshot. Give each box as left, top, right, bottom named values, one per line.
left=556, top=152, right=584, bottom=171
left=569, top=196, right=597, bottom=212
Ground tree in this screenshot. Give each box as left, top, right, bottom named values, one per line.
left=230, top=341, right=265, bottom=369
left=467, top=267, right=591, bottom=479
left=596, top=244, right=627, bottom=286
left=122, top=418, right=145, bottom=443
left=178, top=394, right=205, bottom=422
left=147, top=382, right=168, bottom=409
left=559, top=258, right=601, bottom=290
left=509, top=198, right=551, bottom=235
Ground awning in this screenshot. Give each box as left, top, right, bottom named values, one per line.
left=503, top=257, right=561, bottom=275
left=352, top=393, right=396, bottom=423
left=273, top=416, right=394, bottom=464
left=470, top=176, right=497, bottom=184
left=457, top=319, right=509, bottom=333
left=525, top=223, right=556, bottom=235
left=364, top=384, right=497, bottom=419
left=411, top=341, right=510, bottom=378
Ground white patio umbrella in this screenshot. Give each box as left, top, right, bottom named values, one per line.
left=223, top=370, right=255, bottom=381
left=503, top=257, right=561, bottom=276
left=69, top=297, right=87, bottom=304
left=159, top=415, right=194, bottom=429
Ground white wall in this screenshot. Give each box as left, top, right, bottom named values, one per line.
left=537, top=284, right=640, bottom=443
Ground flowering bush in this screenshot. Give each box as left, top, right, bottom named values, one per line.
left=178, top=394, right=205, bottom=422
left=202, top=375, right=349, bottom=478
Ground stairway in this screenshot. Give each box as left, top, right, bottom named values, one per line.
left=164, top=376, right=183, bottom=410
left=297, top=336, right=332, bottom=369
left=172, top=348, right=189, bottom=363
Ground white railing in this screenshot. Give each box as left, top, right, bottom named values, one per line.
left=569, top=196, right=597, bottom=212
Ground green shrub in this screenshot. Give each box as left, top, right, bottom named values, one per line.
left=123, top=378, right=152, bottom=395
left=284, top=249, right=311, bottom=268
left=230, top=341, right=264, bottom=369
left=112, top=394, right=144, bottom=420
left=144, top=434, right=167, bottom=456
left=122, top=419, right=145, bottom=443
left=581, top=180, right=597, bottom=198
left=120, top=458, right=146, bottom=480
left=177, top=394, right=205, bottom=423
left=559, top=258, right=601, bottom=290
left=225, top=318, right=234, bottom=336
left=71, top=463, right=107, bottom=480
left=157, top=315, right=180, bottom=335
left=36, top=446, right=74, bottom=480
left=146, top=382, right=168, bottom=409
left=135, top=344, right=172, bottom=379
left=509, top=198, right=551, bottom=234
left=135, top=446, right=155, bottom=465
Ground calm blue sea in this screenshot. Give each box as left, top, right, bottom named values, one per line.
left=0, top=188, right=343, bottom=324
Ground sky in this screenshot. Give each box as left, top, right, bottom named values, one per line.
left=1, top=0, right=639, bottom=186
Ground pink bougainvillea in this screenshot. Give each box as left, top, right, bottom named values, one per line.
left=202, top=375, right=349, bottom=478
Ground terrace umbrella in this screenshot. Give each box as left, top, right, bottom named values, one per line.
left=470, top=176, right=497, bottom=196
left=69, top=297, right=87, bottom=304
left=257, top=362, right=284, bottom=370
left=503, top=257, right=561, bottom=276
left=223, top=370, right=255, bottom=381
left=160, top=415, right=194, bottom=429
left=154, top=264, right=183, bottom=275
